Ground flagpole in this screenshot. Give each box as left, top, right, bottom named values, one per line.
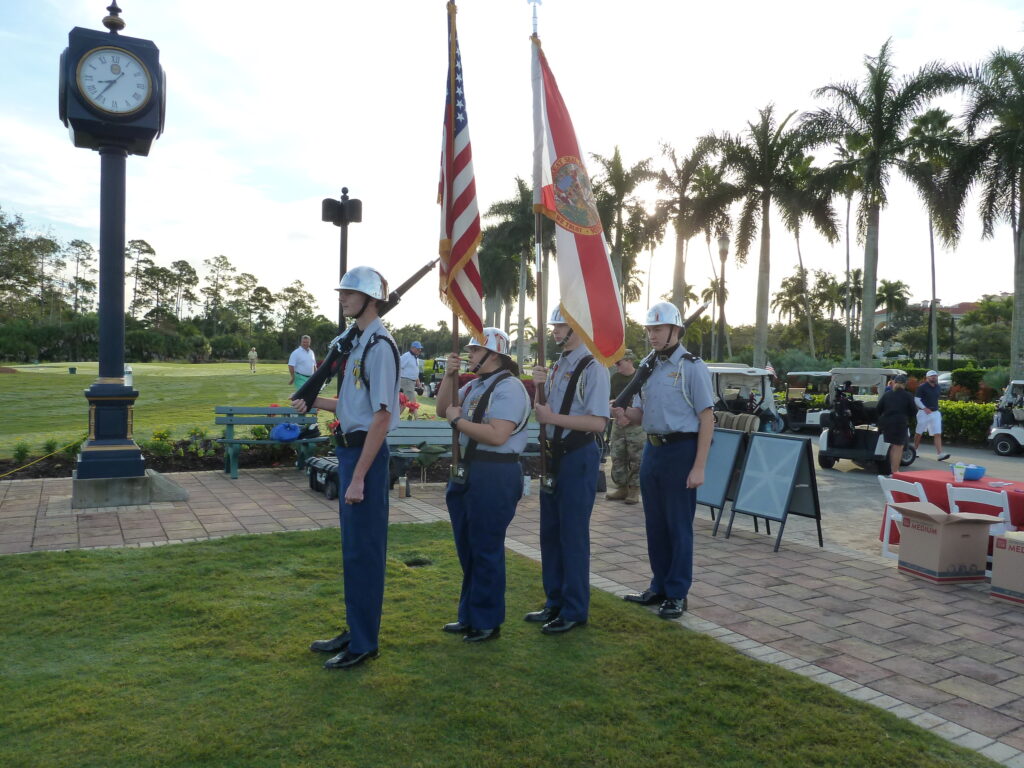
left=446, top=2, right=463, bottom=469
left=529, top=0, right=549, bottom=487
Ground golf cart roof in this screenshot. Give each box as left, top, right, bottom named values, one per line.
left=788, top=371, right=831, bottom=378
left=829, top=367, right=905, bottom=385
left=707, top=364, right=773, bottom=377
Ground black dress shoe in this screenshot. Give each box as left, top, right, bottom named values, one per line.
left=524, top=606, right=560, bottom=623
left=309, top=631, right=351, bottom=653
left=658, top=597, right=687, bottom=619
left=541, top=617, right=586, bottom=634
left=443, top=621, right=471, bottom=634
left=323, top=648, right=379, bottom=669
left=463, top=627, right=500, bottom=643
left=623, top=590, right=665, bottom=605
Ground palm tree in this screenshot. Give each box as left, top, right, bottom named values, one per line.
left=655, top=138, right=721, bottom=310
left=486, top=178, right=536, bottom=366
left=876, top=278, right=911, bottom=323
left=477, top=226, right=519, bottom=327
left=590, top=146, right=654, bottom=293
left=772, top=269, right=809, bottom=324
left=719, top=105, right=825, bottom=367
left=904, top=108, right=961, bottom=370
left=813, top=271, right=844, bottom=322
left=830, top=136, right=865, bottom=360
left=808, top=39, right=962, bottom=365
left=939, top=48, right=1024, bottom=377
left=777, top=152, right=840, bottom=356
left=841, top=267, right=865, bottom=338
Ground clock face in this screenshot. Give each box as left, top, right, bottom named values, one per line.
left=76, top=46, right=152, bottom=115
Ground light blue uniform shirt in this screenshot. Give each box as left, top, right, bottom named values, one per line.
left=458, top=371, right=531, bottom=455
left=543, top=345, right=611, bottom=439
left=637, top=345, right=714, bottom=434
left=337, top=317, right=400, bottom=433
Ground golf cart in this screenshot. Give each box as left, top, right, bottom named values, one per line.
left=816, top=367, right=916, bottom=473
left=989, top=380, right=1024, bottom=456
left=707, top=363, right=786, bottom=433
left=778, top=371, right=831, bottom=432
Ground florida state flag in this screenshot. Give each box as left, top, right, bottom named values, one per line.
left=531, top=35, right=625, bottom=365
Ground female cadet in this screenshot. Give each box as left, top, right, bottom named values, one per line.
left=612, top=301, right=714, bottom=620
left=436, top=327, right=531, bottom=643
left=294, top=266, right=400, bottom=670
left=525, top=305, right=609, bottom=634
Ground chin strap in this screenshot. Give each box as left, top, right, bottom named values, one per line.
left=471, top=349, right=493, bottom=373
left=555, top=328, right=574, bottom=347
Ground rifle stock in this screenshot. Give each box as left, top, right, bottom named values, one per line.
left=611, top=301, right=710, bottom=410
left=290, top=258, right=439, bottom=410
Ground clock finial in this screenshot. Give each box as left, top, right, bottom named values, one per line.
left=102, top=1, right=126, bottom=34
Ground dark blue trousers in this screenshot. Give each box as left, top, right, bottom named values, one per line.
left=336, top=443, right=390, bottom=654
left=446, top=460, right=522, bottom=630
left=539, top=440, right=599, bottom=621
left=638, top=438, right=697, bottom=600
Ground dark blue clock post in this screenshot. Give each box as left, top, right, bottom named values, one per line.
left=60, top=3, right=168, bottom=501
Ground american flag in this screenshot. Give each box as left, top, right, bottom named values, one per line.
left=765, top=360, right=777, bottom=379
left=438, top=1, right=484, bottom=341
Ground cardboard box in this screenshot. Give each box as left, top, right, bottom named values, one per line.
left=893, top=502, right=995, bottom=584
left=992, top=533, right=1024, bottom=604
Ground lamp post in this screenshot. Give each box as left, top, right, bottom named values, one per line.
left=717, top=233, right=730, bottom=361
left=321, top=187, right=362, bottom=331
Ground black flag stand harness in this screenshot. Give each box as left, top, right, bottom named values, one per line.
left=541, top=354, right=596, bottom=494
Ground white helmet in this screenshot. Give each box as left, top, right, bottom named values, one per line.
left=337, top=266, right=388, bottom=300
left=466, top=327, right=512, bottom=357
left=645, top=301, right=682, bottom=327
left=549, top=305, right=567, bottom=324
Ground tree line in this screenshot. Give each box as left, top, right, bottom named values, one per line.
left=0, top=206, right=335, bottom=363
left=474, top=41, right=1024, bottom=377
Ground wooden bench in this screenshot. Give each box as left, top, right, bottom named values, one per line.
left=215, top=406, right=330, bottom=479
left=385, top=420, right=542, bottom=476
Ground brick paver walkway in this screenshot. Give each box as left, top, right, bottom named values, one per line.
left=4, top=463, right=1024, bottom=765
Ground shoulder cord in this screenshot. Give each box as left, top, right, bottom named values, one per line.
left=550, top=355, right=595, bottom=447
left=460, top=370, right=514, bottom=462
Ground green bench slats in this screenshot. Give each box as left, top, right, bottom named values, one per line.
left=214, top=405, right=328, bottom=480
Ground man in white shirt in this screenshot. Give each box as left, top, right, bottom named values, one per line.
left=288, top=335, right=317, bottom=390
left=398, top=341, right=424, bottom=419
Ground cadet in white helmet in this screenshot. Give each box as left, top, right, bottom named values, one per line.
left=435, top=327, right=531, bottom=643
left=611, top=301, right=714, bottom=619
left=295, top=266, right=400, bottom=670
left=524, top=304, right=610, bottom=634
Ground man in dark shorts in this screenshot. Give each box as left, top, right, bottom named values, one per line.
left=876, top=374, right=917, bottom=475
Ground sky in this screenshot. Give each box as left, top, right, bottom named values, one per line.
left=2, top=0, right=1023, bottom=336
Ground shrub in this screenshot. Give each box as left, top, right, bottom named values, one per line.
left=42, top=438, right=60, bottom=455
left=152, top=428, right=172, bottom=442
left=938, top=401, right=996, bottom=444
left=250, top=425, right=269, bottom=440
left=952, top=367, right=987, bottom=395
left=63, top=438, right=85, bottom=459
left=13, top=441, right=31, bottom=463
left=144, top=439, right=173, bottom=458
left=985, top=366, right=1011, bottom=393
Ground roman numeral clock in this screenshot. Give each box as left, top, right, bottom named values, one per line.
left=58, top=2, right=168, bottom=500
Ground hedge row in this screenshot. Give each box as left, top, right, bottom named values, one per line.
left=936, top=401, right=996, bottom=444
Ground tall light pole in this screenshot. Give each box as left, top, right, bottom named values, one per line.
left=321, top=187, right=362, bottom=331
left=717, top=233, right=730, bottom=361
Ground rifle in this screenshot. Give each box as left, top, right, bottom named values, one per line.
left=611, top=301, right=710, bottom=410
left=291, top=258, right=439, bottom=410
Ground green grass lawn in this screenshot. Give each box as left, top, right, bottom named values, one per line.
left=0, top=523, right=997, bottom=768
left=0, top=363, right=441, bottom=459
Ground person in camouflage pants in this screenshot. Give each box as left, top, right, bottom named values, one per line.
left=607, top=351, right=645, bottom=504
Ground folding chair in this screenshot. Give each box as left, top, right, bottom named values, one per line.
left=946, top=484, right=1014, bottom=536
left=877, top=475, right=927, bottom=560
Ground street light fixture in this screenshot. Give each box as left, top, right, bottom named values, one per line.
left=717, top=233, right=730, bottom=361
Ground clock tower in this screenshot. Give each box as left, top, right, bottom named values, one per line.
left=60, top=3, right=174, bottom=505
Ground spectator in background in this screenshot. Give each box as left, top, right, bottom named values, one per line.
left=877, top=374, right=916, bottom=475
left=288, top=335, right=316, bottom=390
left=248, top=346, right=258, bottom=373
left=399, top=341, right=424, bottom=419
left=607, top=350, right=645, bottom=504
left=914, top=370, right=950, bottom=461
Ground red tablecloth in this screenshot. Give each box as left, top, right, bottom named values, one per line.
left=879, top=469, right=1024, bottom=545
